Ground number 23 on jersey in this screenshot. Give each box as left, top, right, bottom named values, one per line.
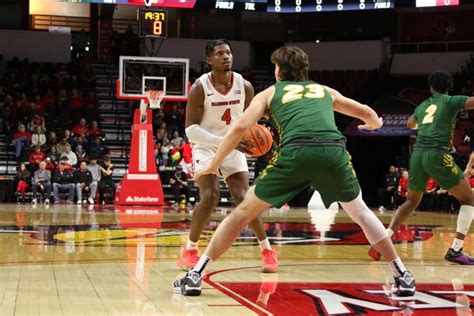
left=282, top=84, right=325, bottom=104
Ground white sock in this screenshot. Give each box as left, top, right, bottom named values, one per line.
left=389, top=257, right=407, bottom=278
left=258, top=238, right=272, bottom=251
left=387, top=228, right=394, bottom=239
left=191, top=254, right=212, bottom=274
left=456, top=205, right=474, bottom=236
left=186, top=239, right=199, bottom=250
left=451, top=238, right=464, bottom=252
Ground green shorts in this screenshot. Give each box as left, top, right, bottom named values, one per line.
left=408, top=149, right=464, bottom=192
left=254, top=145, right=360, bottom=208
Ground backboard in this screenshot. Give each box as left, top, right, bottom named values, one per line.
left=118, top=56, right=190, bottom=102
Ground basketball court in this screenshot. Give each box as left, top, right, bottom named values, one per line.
left=0, top=204, right=472, bottom=315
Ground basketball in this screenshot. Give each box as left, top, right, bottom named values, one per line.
left=242, top=125, right=273, bottom=157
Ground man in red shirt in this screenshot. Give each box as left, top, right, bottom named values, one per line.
left=396, top=170, right=409, bottom=206
left=73, top=118, right=89, bottom=139
left=12, top=125, right=32, bottom=159
left=468, top=169, right=474, bottom=189
left=178, top=139, right=193, bottom=176
left=88, top=120, right=102, bottom=139
left=28, top=145, right=46, bottom=172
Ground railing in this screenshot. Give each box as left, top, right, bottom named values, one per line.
left=392, top=41, right=474, bottom=54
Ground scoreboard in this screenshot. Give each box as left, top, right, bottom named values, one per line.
left=139, top=8, right=167, bottom=37
left=267, top=0, right=393, bottom=12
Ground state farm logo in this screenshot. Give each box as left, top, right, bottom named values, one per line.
left=211, top=280, right=474, bottom=315
left=125, top=196, right=160, bottom=203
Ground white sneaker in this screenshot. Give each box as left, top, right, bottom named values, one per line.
left=82, top=200, right=87, bottom=204
left=88, top=198, right=94, bottom=205
left=44, top=198, right=50, bottom=205
left=31, top=199, right=37, bottom=204
left=378, top=206, right=386, bottom=212
left=77, top=200, right=82, bottom=205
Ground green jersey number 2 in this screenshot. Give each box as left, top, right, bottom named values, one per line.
left=282, top=84, right=325, bottom=104
left=422, top=104, right=437, bottom=125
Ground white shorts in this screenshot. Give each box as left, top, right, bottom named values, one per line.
left=193, top=145, right=248, bottom=180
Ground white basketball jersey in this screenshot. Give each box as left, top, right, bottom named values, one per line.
left=197, top=72, right=246, bottom=139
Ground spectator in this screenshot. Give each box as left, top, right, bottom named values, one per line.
left=89, top=137, right=109, bottom=158
left=166, top=103, right=182, bottom=134
left=61, top=144, right=78, bottom=167
left=153, top=109, right=165, bottom=130
left=47, top=131, right=58, bottom=149
left=396, top=170, right=409, bottom=206
left=87, top=157, right=102, bottom=190
left=11, top=124, right=32, bottom=159
left=170, top=131, right=183, bottom=148
left=52, top=161, right=75, bottom=204
left=15, top=162, right=31, bottom=203
left=69, top=89, right=83, bottom=116
left=84, top=92, right=99, bottom=121
left=74, top=160, right=96, bottom=204
left=47, top=146, right=61, bottom=166
left=31, top=126, right=46, bottom=148
left=73, top=118, right=89, bottom=139
left=88, top=120, right=101, bottom=139
left=64, top=129, right=74, bottom=146
left=161, top=138, right=172, bottom=166
left=56, top=138, right=69, bottom=155
left=31, top=161, right=52, bottom=205
left=28, top=145, right=46, bottom=172
left=435, top=187, right=450, bottom=212
left=377, top=165, right=399, bottom=211
left=420, top=178, right=437, bottom=211
left=43, top=88, right=56, bottom=114
left=170, top=165, right=190, bottom=207
left=99, top=156, right=116, bottom=204
left=156, top=123, right=167, bottom=143
left=28, top=114, right=46, bottom=133
left=178, top=139, right=193, bottom=175
left=74, top=137, right=87, bottom=159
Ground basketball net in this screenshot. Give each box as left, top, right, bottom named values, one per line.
left=145, top=89, right=165, bottom=110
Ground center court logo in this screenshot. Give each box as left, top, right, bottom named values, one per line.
left=125, top=196, right=160, bottom=203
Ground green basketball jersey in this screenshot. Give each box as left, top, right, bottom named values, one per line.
left=413, top=93, right=467, bottom=149
left=270, top=81, right=343, bottom=147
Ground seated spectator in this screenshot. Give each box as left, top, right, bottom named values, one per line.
left=74, top=161, right=96, bottom=204
left=170, top=131, right=183, bottom=148
left=12, top=124, right=32, bottom=159
left=33, top=95, right=45, bottom=114
left=161, top=138, right=172, bottom=166
left=99, top=156, right=116, bottom=204
left=87, top=156, right=102, bottom=189
left=170, top=165, right=190, bottom=207
left=69, top=89, right=83, bottom=116
left=15, top=162, right=31, bottom=203
left=74, top=137, right=87, bottom=159
left=156, top=123, right=167, bottom=143
left=166, top=103, right=182, bottom=134
left=64, top=129, right=75, bottom=147
left=377, top=165, right=399, bottom=211
left=56, top=138, right=69, bottom=155
left=61, top=144, right=78, bottom=167
left=28, top=114, right=46, bottom=133
left=31, top=126, right=46, bottom=148
left=58, top=156, right=73, bottom=171
left=420, top=178, right=437, bottom=211
left=396, top=170, right=409, bottom=206
left=47, top=131, right=58, bottom=150
left=28, top=145, right=46, bottom=172
left=435, top=187, right=451, bottom=212
left=47, top=145, right=61, bottom=166
left=43, top=88, right=56, bottom=114
left=89, top=137, right=109, bottom=158
left=52, top=161, right=75, bottom=204
left=178, top=139, right=193, bottom=175
left=88, top=120, right=101, bottom=139
left=31, top=161, right=52, bottom=204
left=73, top=118, right=89, bottom=140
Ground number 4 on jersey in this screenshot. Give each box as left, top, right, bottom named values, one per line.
left=221, top=108, right=231, bottom=125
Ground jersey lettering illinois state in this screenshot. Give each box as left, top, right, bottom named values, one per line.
left=197, top=72, right=246, bottom=140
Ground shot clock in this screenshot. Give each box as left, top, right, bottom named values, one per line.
left=138, top=8, right=168, bottom=38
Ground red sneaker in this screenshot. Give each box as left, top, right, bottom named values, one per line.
left=368, top=246, right=381, bottom=261
left=261, top=248, right=278, bottom=273
left=176, top=247, right=199, bottom=271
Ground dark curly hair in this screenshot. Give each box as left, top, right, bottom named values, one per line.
left=427, top=70, right=453, bottom=94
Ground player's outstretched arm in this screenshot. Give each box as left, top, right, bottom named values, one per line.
left=185, top=81, right=223, bottom=146
left=195, top=86, right=274, bottom=179
left=464, top=96, right=474, bottom=110
left=326, top=86, right=382, bottom=130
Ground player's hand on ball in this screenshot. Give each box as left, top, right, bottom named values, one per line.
left=194, top=166, right=219, bottom=181
left=358, top=116, right=383, bottom=131
left=236, top=139, right=253, bottom=154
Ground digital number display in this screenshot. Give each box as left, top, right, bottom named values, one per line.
left=416, top=0, right=459, bottom=7
left=267, top=0, right=393, bottom=12
left=138, top=9, right=167, bottom=38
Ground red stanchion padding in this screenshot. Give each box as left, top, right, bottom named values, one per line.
left=115, top=109, right=164, bottom=205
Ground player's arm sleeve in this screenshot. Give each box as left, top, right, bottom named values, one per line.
left=448, top=95, right=469, bottom=112
left=185, top=124, right=223, bottom=146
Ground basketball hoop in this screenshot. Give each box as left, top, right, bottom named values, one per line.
left=145, top=89, right=165, bottom=109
